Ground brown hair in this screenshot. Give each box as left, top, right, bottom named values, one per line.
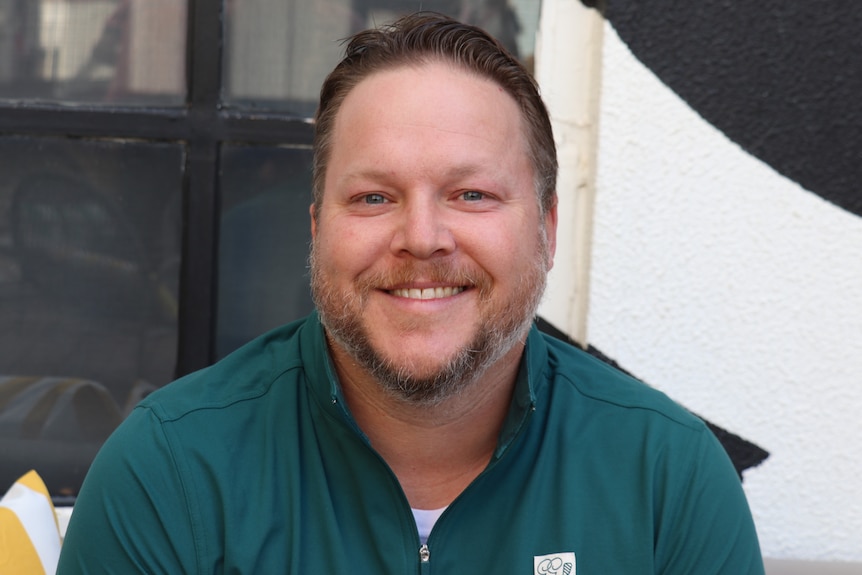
left=312, top=12, right=557, bottom=216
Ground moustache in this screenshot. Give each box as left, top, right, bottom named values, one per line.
left=355, top=260, right=493, bottom=300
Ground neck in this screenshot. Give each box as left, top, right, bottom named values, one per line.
left=329, top=338, right=524, bottom=509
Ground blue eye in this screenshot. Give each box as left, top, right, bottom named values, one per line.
left=461, top=191, right=484, bottom=201
left=364, top=193, right=386, bottom=204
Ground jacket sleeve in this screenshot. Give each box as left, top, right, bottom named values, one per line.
left=655, top=424, right=765, bottom=575
left=56, top=406, right=199, bottom=575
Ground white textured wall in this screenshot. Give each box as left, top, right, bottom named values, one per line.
left=578, top=23, right=862, bottom=562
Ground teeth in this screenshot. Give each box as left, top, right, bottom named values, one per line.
left=390, top=286, right=466, bottom=300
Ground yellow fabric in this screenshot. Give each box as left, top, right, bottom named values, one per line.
left=0, top=470, right=61, bottom=575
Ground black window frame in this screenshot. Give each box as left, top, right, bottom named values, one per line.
left=0, top=0, right=315, bottom=379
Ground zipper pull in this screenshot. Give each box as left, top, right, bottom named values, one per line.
left=419, top=544, right=430, bottom=563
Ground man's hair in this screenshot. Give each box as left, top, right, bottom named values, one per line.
left=312, top=12, right=557, bottom=216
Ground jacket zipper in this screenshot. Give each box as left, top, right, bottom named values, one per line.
left=419, top=544, right=431, bottom=573
left=414, top=406, right=536, bottom=573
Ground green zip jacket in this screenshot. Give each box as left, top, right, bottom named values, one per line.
left=58, top=312, right=763, bottom=574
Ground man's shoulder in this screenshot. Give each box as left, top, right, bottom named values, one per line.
left=536, top=331, right=704, bottom=432
left=139, top=315, right=317, bottom=423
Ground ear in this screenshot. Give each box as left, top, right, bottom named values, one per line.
left=309, top=203, right=317, bottom=239
left=544, top=199, right=558, bottom=270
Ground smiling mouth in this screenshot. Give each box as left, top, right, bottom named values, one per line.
left=388, top=286, right=467, bottom=300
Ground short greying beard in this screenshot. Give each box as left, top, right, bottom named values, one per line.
left=309, top=227, right=550, bottom=407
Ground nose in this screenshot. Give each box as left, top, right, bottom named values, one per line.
left=390, top=195, right=456, bottom=259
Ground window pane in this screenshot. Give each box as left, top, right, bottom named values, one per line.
left=224, top=0, right=541, bottom=115
left=217, top=145, right=314, bottom=358
left=0, top=0, right=187, bottom=106
left=0, top=136, right=183, bottom=499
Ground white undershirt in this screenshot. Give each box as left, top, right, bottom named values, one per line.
left=411, top=506, right=448, bottom=544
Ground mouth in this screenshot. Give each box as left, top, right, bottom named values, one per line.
left=388, top=286, right=467, bottom=300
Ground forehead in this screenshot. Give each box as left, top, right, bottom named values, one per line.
left=343, top=61, right=520, bottom=125
left=326, top=62, right=531, bottom=184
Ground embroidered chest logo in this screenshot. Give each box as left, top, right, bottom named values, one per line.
left=534, top=552, right=576, bottom=575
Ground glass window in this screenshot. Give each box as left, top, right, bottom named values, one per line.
left=0, top=0, right=187, bottom=105
left=0, top=136, right=183, bottom=499
left=0, top=0, right=547, bottom=502
left=224, top=0, right=542, bottom=116
left=217, top=145, right=315, bottom=358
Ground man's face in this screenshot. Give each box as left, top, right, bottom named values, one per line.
left=310, top=61, right=557, bottom=405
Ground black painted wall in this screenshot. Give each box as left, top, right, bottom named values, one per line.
left=600, top=1, right=862, bottom=217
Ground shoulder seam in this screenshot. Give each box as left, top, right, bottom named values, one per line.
left=141, top=361, right=305, bottom=424
left=547, top=355, right=706, bottom=433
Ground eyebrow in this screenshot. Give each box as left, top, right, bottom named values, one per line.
left=341, top=164, right=485, bottom=185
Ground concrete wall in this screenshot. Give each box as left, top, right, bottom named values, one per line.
left=536, top=0, right=862, bottom=563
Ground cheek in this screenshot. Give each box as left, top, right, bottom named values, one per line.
left=464, top=219, right=534, bottom=265
left=316, top=218, right=387, bottom=273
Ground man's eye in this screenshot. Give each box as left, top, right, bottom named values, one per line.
left=363, top=193, right=387, bottom=204
left=461, top=190, right=484, bottom=201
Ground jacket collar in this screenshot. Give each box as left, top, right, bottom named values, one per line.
left=299, top=311, right=547, bottom=454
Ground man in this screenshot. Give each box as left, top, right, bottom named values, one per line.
left=58, top=13, right=764, bottom=574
